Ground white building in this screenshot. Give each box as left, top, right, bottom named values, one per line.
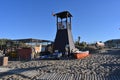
left=105, top=39, right=120, bottom=48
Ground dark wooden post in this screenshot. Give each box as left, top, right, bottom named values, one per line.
left=56, top=16, right=58, bottom=31
left=66, top=13, right=68, bottom=29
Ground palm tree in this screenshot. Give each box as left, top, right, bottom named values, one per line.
left=78, top=36, right=80, bottom=43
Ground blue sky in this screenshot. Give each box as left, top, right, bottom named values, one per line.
left=0, top=0, right=120, bottom=43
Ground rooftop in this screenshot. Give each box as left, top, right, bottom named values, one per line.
left=12, top=38, right=53, bottom=43
left=54, top=11, right=72, bottom=19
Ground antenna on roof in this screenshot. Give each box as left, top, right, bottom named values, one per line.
left=52, top=11, right=55, bottom=16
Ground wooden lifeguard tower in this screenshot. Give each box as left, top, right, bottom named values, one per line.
left=53, top=11, right=75, bottom=53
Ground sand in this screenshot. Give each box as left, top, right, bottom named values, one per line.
left=0, top=49, right=120, bottom=80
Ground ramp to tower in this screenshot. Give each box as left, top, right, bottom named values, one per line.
left=67, top=28, right=75, bottom=52
left=54, top=29, right=68, bottom=52
left=54, top=28, right=75, bottom=53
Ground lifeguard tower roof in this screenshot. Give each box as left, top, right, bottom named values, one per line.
left=54, top=11, right=72, bottom=19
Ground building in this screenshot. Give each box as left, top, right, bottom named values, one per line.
left=12, top=38, right=53, bottom=52
left=105, top=39, right=120, bottom=48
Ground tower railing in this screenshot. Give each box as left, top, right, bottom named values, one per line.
left=57, top=21, right=71, bottom=30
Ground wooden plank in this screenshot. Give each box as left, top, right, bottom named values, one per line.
left=78, top=74, right=82, bottom=80
left=96, top=75, right=102, bottom=80
left=38, top=73, right=46, bottom=79
left=58, top=73, right=64, bottom=80
left=66, top=74, right=74, bottom=80
left=36, top=73, right=120, bottom=80
left=49, top=73, right=58, bottom=80
left=80, top=74, right=85, bottom=80
left=94, top=74, right=97, bottom=80
left=44, top=73, right=53, bottom=79
left=116, top=75, right=120, bottom=80
left=90, top=74, right=94, bottom=80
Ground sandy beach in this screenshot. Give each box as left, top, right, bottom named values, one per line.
left=0, top=49, right=120, bottom=80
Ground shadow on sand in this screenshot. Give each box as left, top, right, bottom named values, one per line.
left=101, top=63, right=120, bottom=80
left=101, top=49, right=120, bottom=80
left=0, top=65, right=50, bottom=79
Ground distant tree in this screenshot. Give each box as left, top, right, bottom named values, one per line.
left=18, top=42, right=27, bottom=48
left=0, top=39, right=11, bottom=49
left=75, top=36, right=81, bottom=45
left=45, top=44, right=53, bottom=53
left=78, top=36, right=80, bottom=43
left=80, top=42, right=87, bottom=49
left=75, top=40, right=87, bottom=50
